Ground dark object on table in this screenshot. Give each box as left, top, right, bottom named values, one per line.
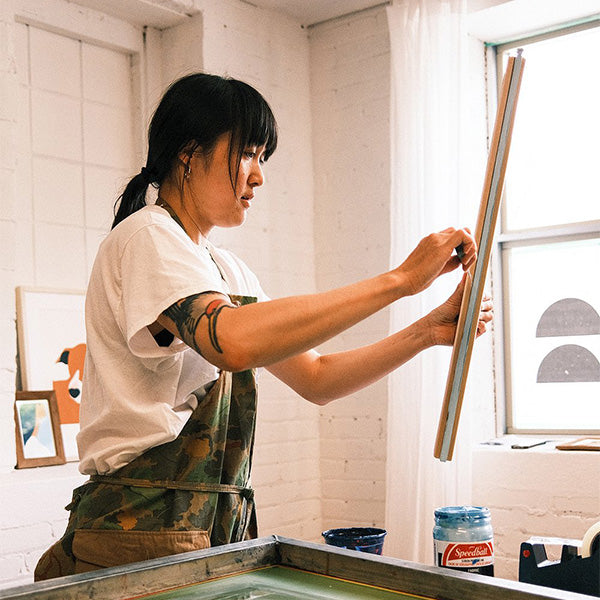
left=519, top=537, right=599, bottom=596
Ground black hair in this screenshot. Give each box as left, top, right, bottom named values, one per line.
left=112, top=73, right=278, bottom=229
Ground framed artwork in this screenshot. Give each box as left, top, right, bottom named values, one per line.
left=16, top=287, right=86, bottom=461
left=14, top=391, right=66, bottom=468
left=434, top=51, right=526, bottom=462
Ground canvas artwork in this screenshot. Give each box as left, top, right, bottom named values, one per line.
left=16, top=287, right=86, bottom=461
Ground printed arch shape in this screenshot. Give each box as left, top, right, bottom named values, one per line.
left=537, top=344, right=600, bottom=383
left=536, top=298, right=600, bottom=337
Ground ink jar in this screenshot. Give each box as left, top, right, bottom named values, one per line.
left=433, top=506, right=494, bottom=576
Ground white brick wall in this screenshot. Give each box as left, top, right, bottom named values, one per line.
left=310, top=6, right=391, bottom=532
left=0, top=1, right=18, bottom=509
left=15, top=21, right=137, bottom=291
left=473, top=446, right=600, bottom=581
left=0, top=464, right=86, bottom=586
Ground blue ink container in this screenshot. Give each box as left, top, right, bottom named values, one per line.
left=433, top=506, right=494, bottom=576
left=322, top=527, right=387, bottom=555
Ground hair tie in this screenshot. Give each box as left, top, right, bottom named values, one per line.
left=140, top=166, right=154, bottom=184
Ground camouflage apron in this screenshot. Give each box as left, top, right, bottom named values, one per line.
left=34, top=294, right=258, bottom=580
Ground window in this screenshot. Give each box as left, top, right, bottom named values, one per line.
left=495, top=22, right=600, bottom=433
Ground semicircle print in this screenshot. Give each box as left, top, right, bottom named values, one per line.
left=537, top=344, right=600, bottom=383
left=536, top=298, right=600, bottom=337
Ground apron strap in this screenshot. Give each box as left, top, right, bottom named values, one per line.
left=90, top=474, right=254, bottom=500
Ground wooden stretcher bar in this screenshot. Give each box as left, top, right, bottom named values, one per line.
left=435, top=50, right=525, bottom=462
left=0, top=536, right=588, bottom=600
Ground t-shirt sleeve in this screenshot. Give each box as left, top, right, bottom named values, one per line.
left=120, top=223, right=228, bottom=357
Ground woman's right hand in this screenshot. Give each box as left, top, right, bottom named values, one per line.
left=395, top=228, right=477, bottom=296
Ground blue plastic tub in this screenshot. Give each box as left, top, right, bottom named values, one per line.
left=322, top=527, right=387, bottom=555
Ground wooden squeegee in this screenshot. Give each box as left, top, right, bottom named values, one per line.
left=434, top=50, right=525, bottom=462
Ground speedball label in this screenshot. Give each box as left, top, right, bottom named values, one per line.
left=434, top=539, right=494, bottom=573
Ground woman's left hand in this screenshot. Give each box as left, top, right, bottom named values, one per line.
left=423, top=275, right=493, bottom=347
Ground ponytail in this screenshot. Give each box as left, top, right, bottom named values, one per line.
left=111, top=169, right=155, bottom=229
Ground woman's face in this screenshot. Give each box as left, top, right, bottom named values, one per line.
left=185, top=133, right=266, bottom=237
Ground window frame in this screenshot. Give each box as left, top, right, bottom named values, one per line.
left=492, top=19, right=600, bottom=435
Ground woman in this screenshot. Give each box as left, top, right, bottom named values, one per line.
left=35, top=73, right=490, bottom=579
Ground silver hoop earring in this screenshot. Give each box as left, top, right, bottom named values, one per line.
left=184, top=163, right=191, bottom=179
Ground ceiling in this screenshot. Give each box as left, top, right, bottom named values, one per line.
left=68, top=0, right=390, bottom=29
left=243, top=0, right=387, bottom=27
left=261, top=0, right=600, bottom=33
left=69, top=0, right=600, bottom=34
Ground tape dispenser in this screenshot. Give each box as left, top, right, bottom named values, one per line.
left=519, top=521, right=600, bottom=596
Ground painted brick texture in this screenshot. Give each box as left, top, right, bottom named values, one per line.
left=473, top=447, right=600, bottom=580
left=0, top=0, right=17, bottom=481
left=310, top=7, right=391, bottom=532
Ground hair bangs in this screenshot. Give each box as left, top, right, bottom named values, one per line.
left=230, top=80, right=278, bottom=161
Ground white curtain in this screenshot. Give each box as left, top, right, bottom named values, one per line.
left=385, top=0, right=492, bottom=562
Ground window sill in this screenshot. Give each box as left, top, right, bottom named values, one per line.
left=477, top=434, right=594, bottom=453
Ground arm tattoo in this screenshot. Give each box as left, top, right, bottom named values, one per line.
left=163, top=293, right=235, bottom=355
left=203, top=299, right=230, bottom=353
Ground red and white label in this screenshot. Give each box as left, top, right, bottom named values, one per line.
left=434, top=539, right=494, bottom=568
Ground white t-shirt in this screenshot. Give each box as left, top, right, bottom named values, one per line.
left=77, top=205, right=268, bottom=475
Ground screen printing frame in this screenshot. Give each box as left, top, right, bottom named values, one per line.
left=2, top=536, right=593, bottom=600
